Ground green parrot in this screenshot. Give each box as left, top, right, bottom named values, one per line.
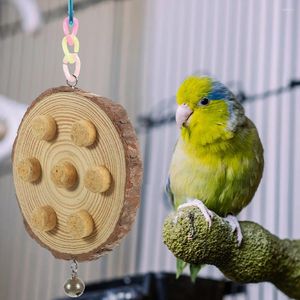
left=166, top=76, right=264, bottom=281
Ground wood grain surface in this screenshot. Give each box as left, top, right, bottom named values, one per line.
left=12, top=86, right=142, bottom=261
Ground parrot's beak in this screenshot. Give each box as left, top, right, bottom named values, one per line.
left=176, top=104, right=193, bottom=128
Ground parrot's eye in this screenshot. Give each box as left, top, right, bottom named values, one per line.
left=199, top=98, right=209, bottom=106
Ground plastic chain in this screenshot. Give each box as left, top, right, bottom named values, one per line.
left=62, top=35, right=79, bottom=64
left=62, top=17, right=81, bottom=87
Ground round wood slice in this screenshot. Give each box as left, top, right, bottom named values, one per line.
left=12, top=86, right=143, bottom=261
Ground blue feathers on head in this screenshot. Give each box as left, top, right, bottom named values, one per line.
left=207, top=81, right=231, bottom=101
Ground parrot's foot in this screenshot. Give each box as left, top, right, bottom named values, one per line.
left=178, top=199, right=214, bottom=228
left=223, top=215, right=243, bottom=246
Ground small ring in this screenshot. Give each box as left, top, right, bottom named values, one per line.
left=66, top=74, right=78, bottom=88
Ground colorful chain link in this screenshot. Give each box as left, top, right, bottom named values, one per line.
left=62, top=17, right=81, bottom=86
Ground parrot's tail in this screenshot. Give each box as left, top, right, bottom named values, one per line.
left=189, top=263, right=203, bottom=283
left=176, top=258, right=203, bottom=283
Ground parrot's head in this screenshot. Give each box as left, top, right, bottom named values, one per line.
left=176, top=76, right=245, bottom=147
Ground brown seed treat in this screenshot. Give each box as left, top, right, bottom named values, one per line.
left=84, top=166, right=111, bottom=193
left=31, top=206, right=57, bottom=232
left=70, top=119, right=97, bottom=147
left=66, top=210, right=94, bottom=238
left=31, top=115, right=57, bottom=141
left=17, top=157, right=41, bottom=182
left=51, top=161, right=77, bottom=189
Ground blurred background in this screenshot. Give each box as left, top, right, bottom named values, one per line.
left=0, top=0, right=300, bottom=299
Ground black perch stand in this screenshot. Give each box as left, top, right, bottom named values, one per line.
left=55, top=272, right=245, bottom=300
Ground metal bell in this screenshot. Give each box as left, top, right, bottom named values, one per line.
left=64, top=259, right=85, bottom=298
left=64, top=276, right=85, bottom=298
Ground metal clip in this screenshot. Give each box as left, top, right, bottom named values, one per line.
left=68, top=0, right=74, bottom=26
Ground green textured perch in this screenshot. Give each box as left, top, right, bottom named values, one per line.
left=163, top=207, right=300, bottom=299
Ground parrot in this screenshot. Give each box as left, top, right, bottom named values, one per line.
left=166, top=75, right=264, bottom=281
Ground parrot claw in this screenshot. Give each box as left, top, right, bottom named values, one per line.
left=178, top=199, right=213, bottom=228
left=224, top=215, right=243, bottom=246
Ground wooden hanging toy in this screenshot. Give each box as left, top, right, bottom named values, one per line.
left=12, top=1, right=142, bottom=297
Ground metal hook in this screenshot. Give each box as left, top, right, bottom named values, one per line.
left=66, top=74, right=78, bottom=89
left=68, top=0, right=74, bottom=26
